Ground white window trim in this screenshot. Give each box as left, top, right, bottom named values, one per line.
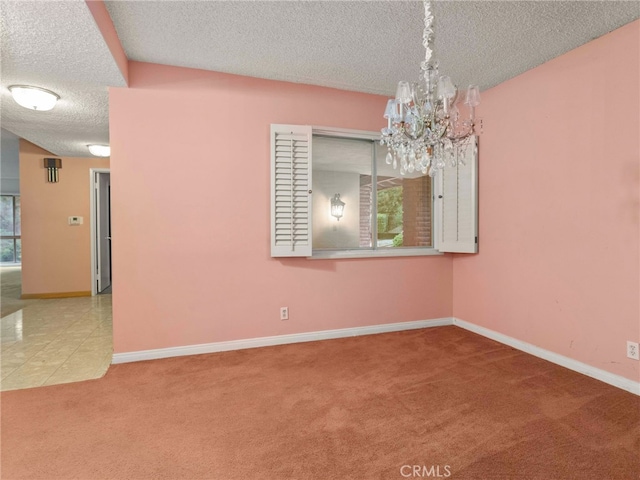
left=310, top=126, right=438, bottom=259
left=270, top=124, right=477, bottom=260
left=312, top=126, right=380, bottom=141
left=311, top=248, right=443, bottom=260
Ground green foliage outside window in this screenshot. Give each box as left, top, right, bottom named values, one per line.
left=377, top=186, right=403, bottom=245
left=0, top=240, right=15, bottom=262
left=393, top=232, right=404, bottom=247
left=0, top=196, right=14, bottom=235
left=1, top=195, right=21, bottom=263
left=377, top=213, right=388, bottom=233
left=377, top=186, right=403, bottom=217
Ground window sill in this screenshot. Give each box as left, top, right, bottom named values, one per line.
left=310, top=248, right=443, bottom=260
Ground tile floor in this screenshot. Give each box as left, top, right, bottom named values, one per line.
left=1, top=294, right=113, bottom=391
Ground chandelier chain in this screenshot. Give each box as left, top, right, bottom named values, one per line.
left=422, top=0, right=434, bottom=67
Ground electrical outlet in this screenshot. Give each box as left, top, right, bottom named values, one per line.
left=280, top=307, right=289, bottom=321
left=627, top=341, right=639, bottom=360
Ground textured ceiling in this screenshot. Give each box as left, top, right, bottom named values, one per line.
left=1, top=1, right=638, bottom=158
left=0, top=0, right=126, bottom=157
left=106, top=1, right=640, bottom=95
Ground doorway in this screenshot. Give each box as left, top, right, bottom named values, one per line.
left=90, top=169, right=111, bottom=295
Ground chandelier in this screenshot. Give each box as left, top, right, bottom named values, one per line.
left=381, top=0, right=481, bottom=177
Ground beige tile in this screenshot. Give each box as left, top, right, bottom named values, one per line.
left=2, top=346, right=44, bottom=363
left=1, top=376, right=45, bottom=391
left=89, top=330, right=112, bottom=339
left=15, top=361, right=60, bottom=375
left=43, top=369, right=105, bottom=386
left=28, top=351, right=70, bottom=367
left=1, top=364, right=59, bottom=390
left=43, top=363, right=102, bottom=386
left=93, top=363, right=111, bottom=379
left=1, top=365, right=18, bottom=380
left=46, top=335, right=86, bottom=348
left=38, top=344, right=80, bottom=358
left=58, top=356, right=105, bottom=373
left=78, top=335, right=112, bottom=349
left=0, top=289, right=112, bottom=391
left=0, top=355, right=25, bottom=368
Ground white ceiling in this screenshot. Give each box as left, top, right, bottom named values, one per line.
left=1, top=1, right=638, bottom=158
left=0, top=0, right=126, bottom=157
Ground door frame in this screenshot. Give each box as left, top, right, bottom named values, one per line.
left=90, top=168, right=111, bottom=296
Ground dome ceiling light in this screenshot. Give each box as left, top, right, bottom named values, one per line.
left=88, top=144, right=111, bottom=157
left=9, top=85, right=59, bottom=111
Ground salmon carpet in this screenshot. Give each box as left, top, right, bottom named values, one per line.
left=1, top=326, right=639, bottom=479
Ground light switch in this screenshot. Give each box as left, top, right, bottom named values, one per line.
left=68, top=216, right=83, bottom=225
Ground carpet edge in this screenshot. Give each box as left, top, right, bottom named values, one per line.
left=453, top=317, right=640, bottom=396
left=112, top=317, right=454, bottom=364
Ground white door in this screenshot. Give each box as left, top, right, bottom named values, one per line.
left=96, top=172, right=111, bottom=293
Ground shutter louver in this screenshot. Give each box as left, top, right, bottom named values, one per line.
left=438, top=136, right=478, bottom=253
left=271, top=125, right=312, bottom=257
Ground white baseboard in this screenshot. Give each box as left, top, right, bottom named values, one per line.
left=112, top=316, right=639, bottom=396
left=453, top=317, right=640, bottom=396
left=111, top=317, right=453, bottom=364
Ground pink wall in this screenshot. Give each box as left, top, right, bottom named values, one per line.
left=453, top=21, right=640, bottom=381
left=109, top=63, right=453, bottom=353
left=20, top=140, right=110, bottom=295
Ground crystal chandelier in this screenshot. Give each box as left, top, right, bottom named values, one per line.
left=381, top=0, right=481, bottom=177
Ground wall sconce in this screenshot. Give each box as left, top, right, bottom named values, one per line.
left=330, top=194, right=345, bottom=221
left=44, top=157, right=62, bottom=183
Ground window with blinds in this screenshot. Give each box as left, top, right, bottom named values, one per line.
left=270, top=125, right=478, bottom=258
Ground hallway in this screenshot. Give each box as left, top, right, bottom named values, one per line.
left=0, top=267, right=113, bottom=391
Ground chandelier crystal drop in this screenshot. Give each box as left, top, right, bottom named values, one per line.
left=381, top=0, right=481, bottom=177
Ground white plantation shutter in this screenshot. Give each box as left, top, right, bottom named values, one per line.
left=271, top=125, right=313, bottom=257
left=437, top=136, right=478, bottom=253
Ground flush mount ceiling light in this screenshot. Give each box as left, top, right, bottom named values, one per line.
left=381, top=0, right=482, bottom=177
left=8, top=85, right=59, bottom=111
left=88, top=144, right=110, bottom=157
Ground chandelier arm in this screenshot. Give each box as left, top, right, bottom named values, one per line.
left=447, top=120, right=477, bottom=140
